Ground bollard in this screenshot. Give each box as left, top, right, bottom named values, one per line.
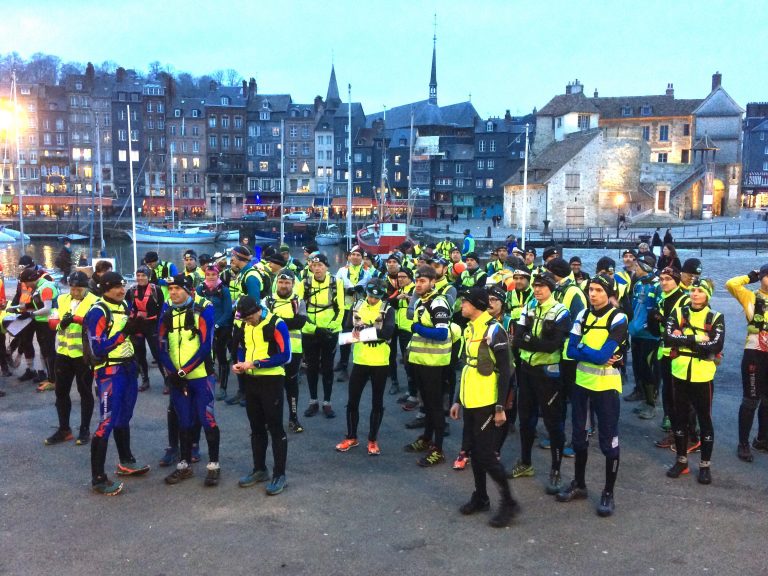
left=700, top=238, right=703, bottom=257
left=487, top=226, right=492, bottom=239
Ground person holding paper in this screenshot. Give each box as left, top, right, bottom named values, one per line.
left=335, top=278, right=395, bottom=456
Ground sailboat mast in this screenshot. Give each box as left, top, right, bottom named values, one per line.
left=95, top=111, right=105, bottom=256
left=347, top=84, right=353, bottom=251
left=12, top=71, right=25, bottom=251
left=280, top=118, right=285, bottom=245
left=521, top=123, right=529, bottom=251
left=127, top=104, right=138, bottom=273
left=405, top=107, right=414, bottom=234
left=380, top=106, right=387, bottom=221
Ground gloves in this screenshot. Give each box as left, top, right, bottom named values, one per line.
left=345, top=287, right=356, bottom=296
left=17, top=311, right=31, bottom=320
left=59, top=312, right=74, bottom=329
left=327, top=320, right=343, bottom=333
left=167, top=372, right=185, bottom=388
left=748, top=270, right=760, bottom=284
left=122, top=317, right=140, bottom=336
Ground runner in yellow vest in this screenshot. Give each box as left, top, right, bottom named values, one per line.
left=335, top=246, right=372, bottom=375
left=450, top=285, right=519, bottom=528
left=664, top=278, right=723, bottom=485
left=18, top=267, right=59, bottom=390
left=335, top=278, right=395, bottom=455
left=264, top=268, right=307, bottom=433
left=393, top=267, right=418, bottom=408
left=44, top=271, right=99, bottom=446
left=557, top=274, right=628, bottom=517
left=233, top=295, right=292, bottom=495
left=182, top=249, right=205, bottom=290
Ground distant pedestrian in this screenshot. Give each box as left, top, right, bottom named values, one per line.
left=651, top=228, right=663, bottom=255
left=656, top=244, right=681, bottom=273
left=663, top=228, right=674, bottom=245
left=481, top=208, right=487, bottom=221
left=55, top=240, right=73, bottom=276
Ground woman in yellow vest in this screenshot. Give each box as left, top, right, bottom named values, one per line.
left=44, top=271, right=99, bottom=446
left=558, top=274, right=628, bottom=517
left=450, top=286, right=520, bottom=528
left=664, top=278, right=724, bottom=485
left=233, top=295, right=292, bottom=495
left=394, top=267, right=418, bottom=409
left=335, top=278, right=395, bottom=456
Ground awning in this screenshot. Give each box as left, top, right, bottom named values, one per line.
left=142, top=197, right=205, bottom=208
left=284, top=196, right=315, bottom=208
left=1, top=194, right=113, bottom=207
left=331, top=197, right=374, bottom=208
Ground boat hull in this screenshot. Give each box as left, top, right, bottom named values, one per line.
left=316, top=233, right=342, bottom=246
left=356, top=224, right=409, bottom=255
left=125, top=229, right=218, bottom=244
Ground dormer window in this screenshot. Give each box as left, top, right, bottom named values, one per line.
left=220, top=96, right=230, bottom=106
left=303, top=109, right=310, bottom=118
left=174, top=109, right=181, bottom=117
left=640, top=105, right=652, bottom=116
left=486, top=121, right=494, bottom=132
left=75, top=82, right=82, bottom=91
left=262, top=100, right=269, bottom=109
left=621, top=105, right=632, bottom=117
left=192, top=109, right=199, bottom=118
left=291, top=109, right=299, bottom=117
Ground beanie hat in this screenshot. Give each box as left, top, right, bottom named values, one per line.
left=136, top=265, right=151, bottom=277
left=546, top=257, right=571, bottom=279
left=462, top=285, right=489, bottom=311
left=681, top=258, right=702, bottom=275
left=690, top=277, right=714, bottom=299
left=311, top=253, right=329, bottom=267
left=144, top=251, right=160, bottom=263
left=267, top=253, right=286, bottom=266
left=760, top=263, right=768, bottom=280
left=486, top=283, right=507, bottom=303
left=532, top=271, right=557, bottom=291
left=67, top=271, right=90, bottom=288
left=596, top=256, right=616, bottom=274
left=365, top=278, right=388, bottom=299
left=543, top=246, right=559, bottom=260
left=231, top=245, right=252, bottom=260
left=183, top=249, right=197, bottom=260
left=659, top=266, right=681, bottom=283
left=167, top=274, right=194, bottom=294
left=464, top=252, right=480, bottom=262
left=569, top=256, right=582, bottom=265
left=589, top=274, right=616, bottom=299
left=98, top=272, right=126, bottom=292
left=236, top=295, right=260, bottom=318
left=18, top=255, right=34, bottom=267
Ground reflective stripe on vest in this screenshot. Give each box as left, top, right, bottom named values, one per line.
left=266, top=295, right=303, bottom=354
left=94, top=299, right=134, bottom=370
left=32, top=279, right=59, bottom=322
left=132, top=284, right=159, bottom=320
left=243, top=311, right=285, bottom=376
left=56, top=292, right=99, bottom=358
left=166, top=300, right=211, bottom=379
left=671, top=306, right=719, bottom=383
left=407, top=294, right=451, bottom=366
left=459, top=312, right=499, bottom=408
left=395, top=283, right=415, bottom=332
left=303, top=276, right=340, bottom=330
left=575, top=309, right=622, bottom=393
left=352, top=299, right=390, bottom=366
left=342, top=264, right=364, bottom=309
left=519, top=300, right=565, bottom=367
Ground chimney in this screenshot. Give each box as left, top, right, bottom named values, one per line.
left=248, top=77, right=256, bottom=96
left=167, top=75, right=176, bottom=100
left=504, top=109, right=512, bottom=122
left=242, top=79, right=247, bottom=97
left=314, top=95, right=323, bottom=113
left=209, top=80, right=218, bottom=92
left=712, top=71, right=722, bottom=91
left=666, top=83, right=674, bottom=97
left=570, top=79, right=583, bottom=94
left=85, top=62, right=95, bottom=88
left=116, top=67, right=125, bottom=83
left=593, top=89, right=599, bottom=98
left=565, top=81, right=572, bottom=95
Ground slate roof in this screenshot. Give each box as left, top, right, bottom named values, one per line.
left=247, top=94, right=291, bottom=112
left=538, top=93, right=599, bottom=116
left=593, top=95, right=702, bottom=119
left=388, top=128, right=414, bottom=147
left=169, top=96, right=207, bottom=116
left=506, top=129, right=601, bottom=185
left=335, top=102, right=365, bottom=119
left=692, top=133, right=719, bottom=151
left=751, top=119, right=768, bottom=132
left=366, top=100, right=478, bottom=129
left=443, top=143, right=474, bottom=160
left=693, top=87, right=745, bottom=117
left=204, top=85, right=247, bottom=108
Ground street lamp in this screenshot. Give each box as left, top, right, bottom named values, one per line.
left=615, top=193, right=625, bottom=238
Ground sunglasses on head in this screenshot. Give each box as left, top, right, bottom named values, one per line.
left=277, top=272, right=294, bottom=280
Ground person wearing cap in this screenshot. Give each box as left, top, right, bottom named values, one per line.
left=225, top=245, right=262, bottom=406
left=649, top=267, right=691, bottom=450
left=436, top=236, right=457, bottom=260
left=628, top=254, right=661, bottom=419
left=511, top=271, right=571, bottom=493
left=616, top=249, right=637, bottom=308
left=182, top=249, right=205, bottom=290
left=524, top=248, right=537, bottom=273
left=462, top=229, right=475, bottom=257
left=486, top=246, right=508, bottom=275
left=143, top=251, right=178, bottom=302
left=404, top=265, right=452, bottom=467
left=335, top=278, right=396, bottom=455
left=8, top=256, right=47, bottom=382
left=505, top=260, right=532, bottom=324
left=569, top=256, right=590, bottom=293
left=279, top=244, right=304, bottom=275
left=376, top=254, right=405, bottom=394
left=542, top=247, right=559, bottom=264
left=233, top=295, right=292, bottom=495
left=558, top=274, right=628, bottom=517
left=680, top=258, right=702, bottom=293
left=18, top=266, right=60, bottom=391
left=446, top=247, right=465, bottom=283
left=126, top=265, right=165, bottom=392
left=450, top=285, right=520, bottom=528
left=302, top=253, right=345, bottom=418
left=663, top=278, right=723, bottom=485
left=157, top=274, right=220, bottom=487
left=263, top=268, right=307, bottom=433
left=43, top=271, right=99, bottom=446
left=84, top=271, right=149, bottom=495
left=726, top=264, right=768, bottom=462
left=455, top=252, right=486, bottom=322
left=595, top=257, right=620, bottom=302
left=393, top=267, right=418, bottom=408
left=196, top=264, right=234, bottom=403
left=335, top=246, right=372, bottom=377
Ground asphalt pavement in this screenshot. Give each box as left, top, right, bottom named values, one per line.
left=2, top=270, right=768, bottom=575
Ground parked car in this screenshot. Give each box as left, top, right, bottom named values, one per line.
left=242, top=211, right=267, bottom=221
left=285, top=211, right=309, bottom=221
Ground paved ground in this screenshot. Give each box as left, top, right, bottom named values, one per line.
left=3, top=254, right=768, bottom=575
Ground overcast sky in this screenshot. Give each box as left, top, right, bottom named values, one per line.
left=2, top=0, right=766, bottom=118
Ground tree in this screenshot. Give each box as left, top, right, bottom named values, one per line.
left=59, top=61, right=84, bottom=80
left=96, top=60, right=118, bottom=74
left=0, top=52, right=25, bottom=83
left=211, top=69, right=224, bottom=84
left=176, top=72, right=197, bottom=95
left=147, top=60, right=162, bottom=79
left=25, top=53, right=60, bottom=84
left=225, top=68, right=242, bottom=86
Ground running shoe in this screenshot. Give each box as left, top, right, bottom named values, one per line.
left=666, top=460, right=690, bottom=478
left=388, top=382, right=400, bottom=395
left=597, top=490, right=615, bottom=517
left=204, top=464, right=220, bottom=487
left=698, top=467, right=712, bottom=485
left=737, top=443, right=754, bottom=463
left=288, top=418, right=305, bottom=433
left=225, top=391, right=244, bottom=405
left=304, top=403, right=320, bottom=418
left=489, top=500, right=520, bottom=528
left=623, top=388, right=644, bottom=402
left=36, top=380, right=55, bottom=393
left=116, top=460, right=151, bottom=476
left=215, top=388, right=227, bottom=401
left=335, top=438, right=359, bottom=452
left=545, top=469, right=562, bottom=495
left=751, top=437, right=768, bottom=453
left=266, top=474, right=287, bottom=495
left=637, top=404, right=657, bottom=419
left=401, top=398, right=420, bottom=412
left=654, top=433, right=675, bottom=449
left=322, top=403, right=336, bottom=419
left=44, top=428, right=74, bottom=445
left=417, top=448, right=445, bottom=467
left=508, top=460, right=535, bottom=479
left=556, top=480, right=588, bottom=502
left=660, top=415, right=672, bottom=432
left=563, top=445, right=575, bottom=458
left=403, top=437, right=430, bottom=453
left=538, top=438, right=550, bottom=449
left=76, top=428, right=90, bottom=446
left=396, top=393, right=410, bottom=404
left=669, top=440, right=701, bottom=454
left=453, top=451, right=469, bottom=470
left=18, top=368, right=35, bottom=382
left=164, top=465, right=193, bottom=485
left=239, top=468, right=270, bottom=488
left=459, top=492, right=490, bottom=515
left=92, top=478, right=124, bottom=496
left=367, top=441, right=381, bottom=456
left=159, top=448, right=178, bottom=467
left=33, top=370, right=47, bottom=384
left=138, top=379, right=150, bottom=392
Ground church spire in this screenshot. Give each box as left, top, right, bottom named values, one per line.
left=429, top=15, right=437, bottom=105
left=326, top=64, right=341, bottom=110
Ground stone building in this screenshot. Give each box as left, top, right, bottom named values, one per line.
left=38, top=85, right=68, bottom=200
left=111, top=67, right=144, bottom=202
left=742, top=102, right=768, bottom=206
left=141, top=80, right=167, bottom=202
left=284, top=102, right=316, bottom=200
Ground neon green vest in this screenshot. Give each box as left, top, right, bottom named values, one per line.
left=166, top=298, right=212, bottom=379
left=352, top=299, right=390, bottom=366
left=408, top=292, right=452, bottom=367
left=395, top=283, right=415, bottom=332
left=242, top=311, right=285, bottom=377
left=94, top=299, right=134, bottom=370
left=671, top=306, right=720, bottom=383
left=32, top=279, right=59, bottom=322
left=459, top=311, right=500, bottom=408
left=519, top=298, right=566, bottom=367
left=575, top=309, right=622, bottom=393
left=266, top=294, right=303, bottom=354
left=56, top=292, right=99, bottom=358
